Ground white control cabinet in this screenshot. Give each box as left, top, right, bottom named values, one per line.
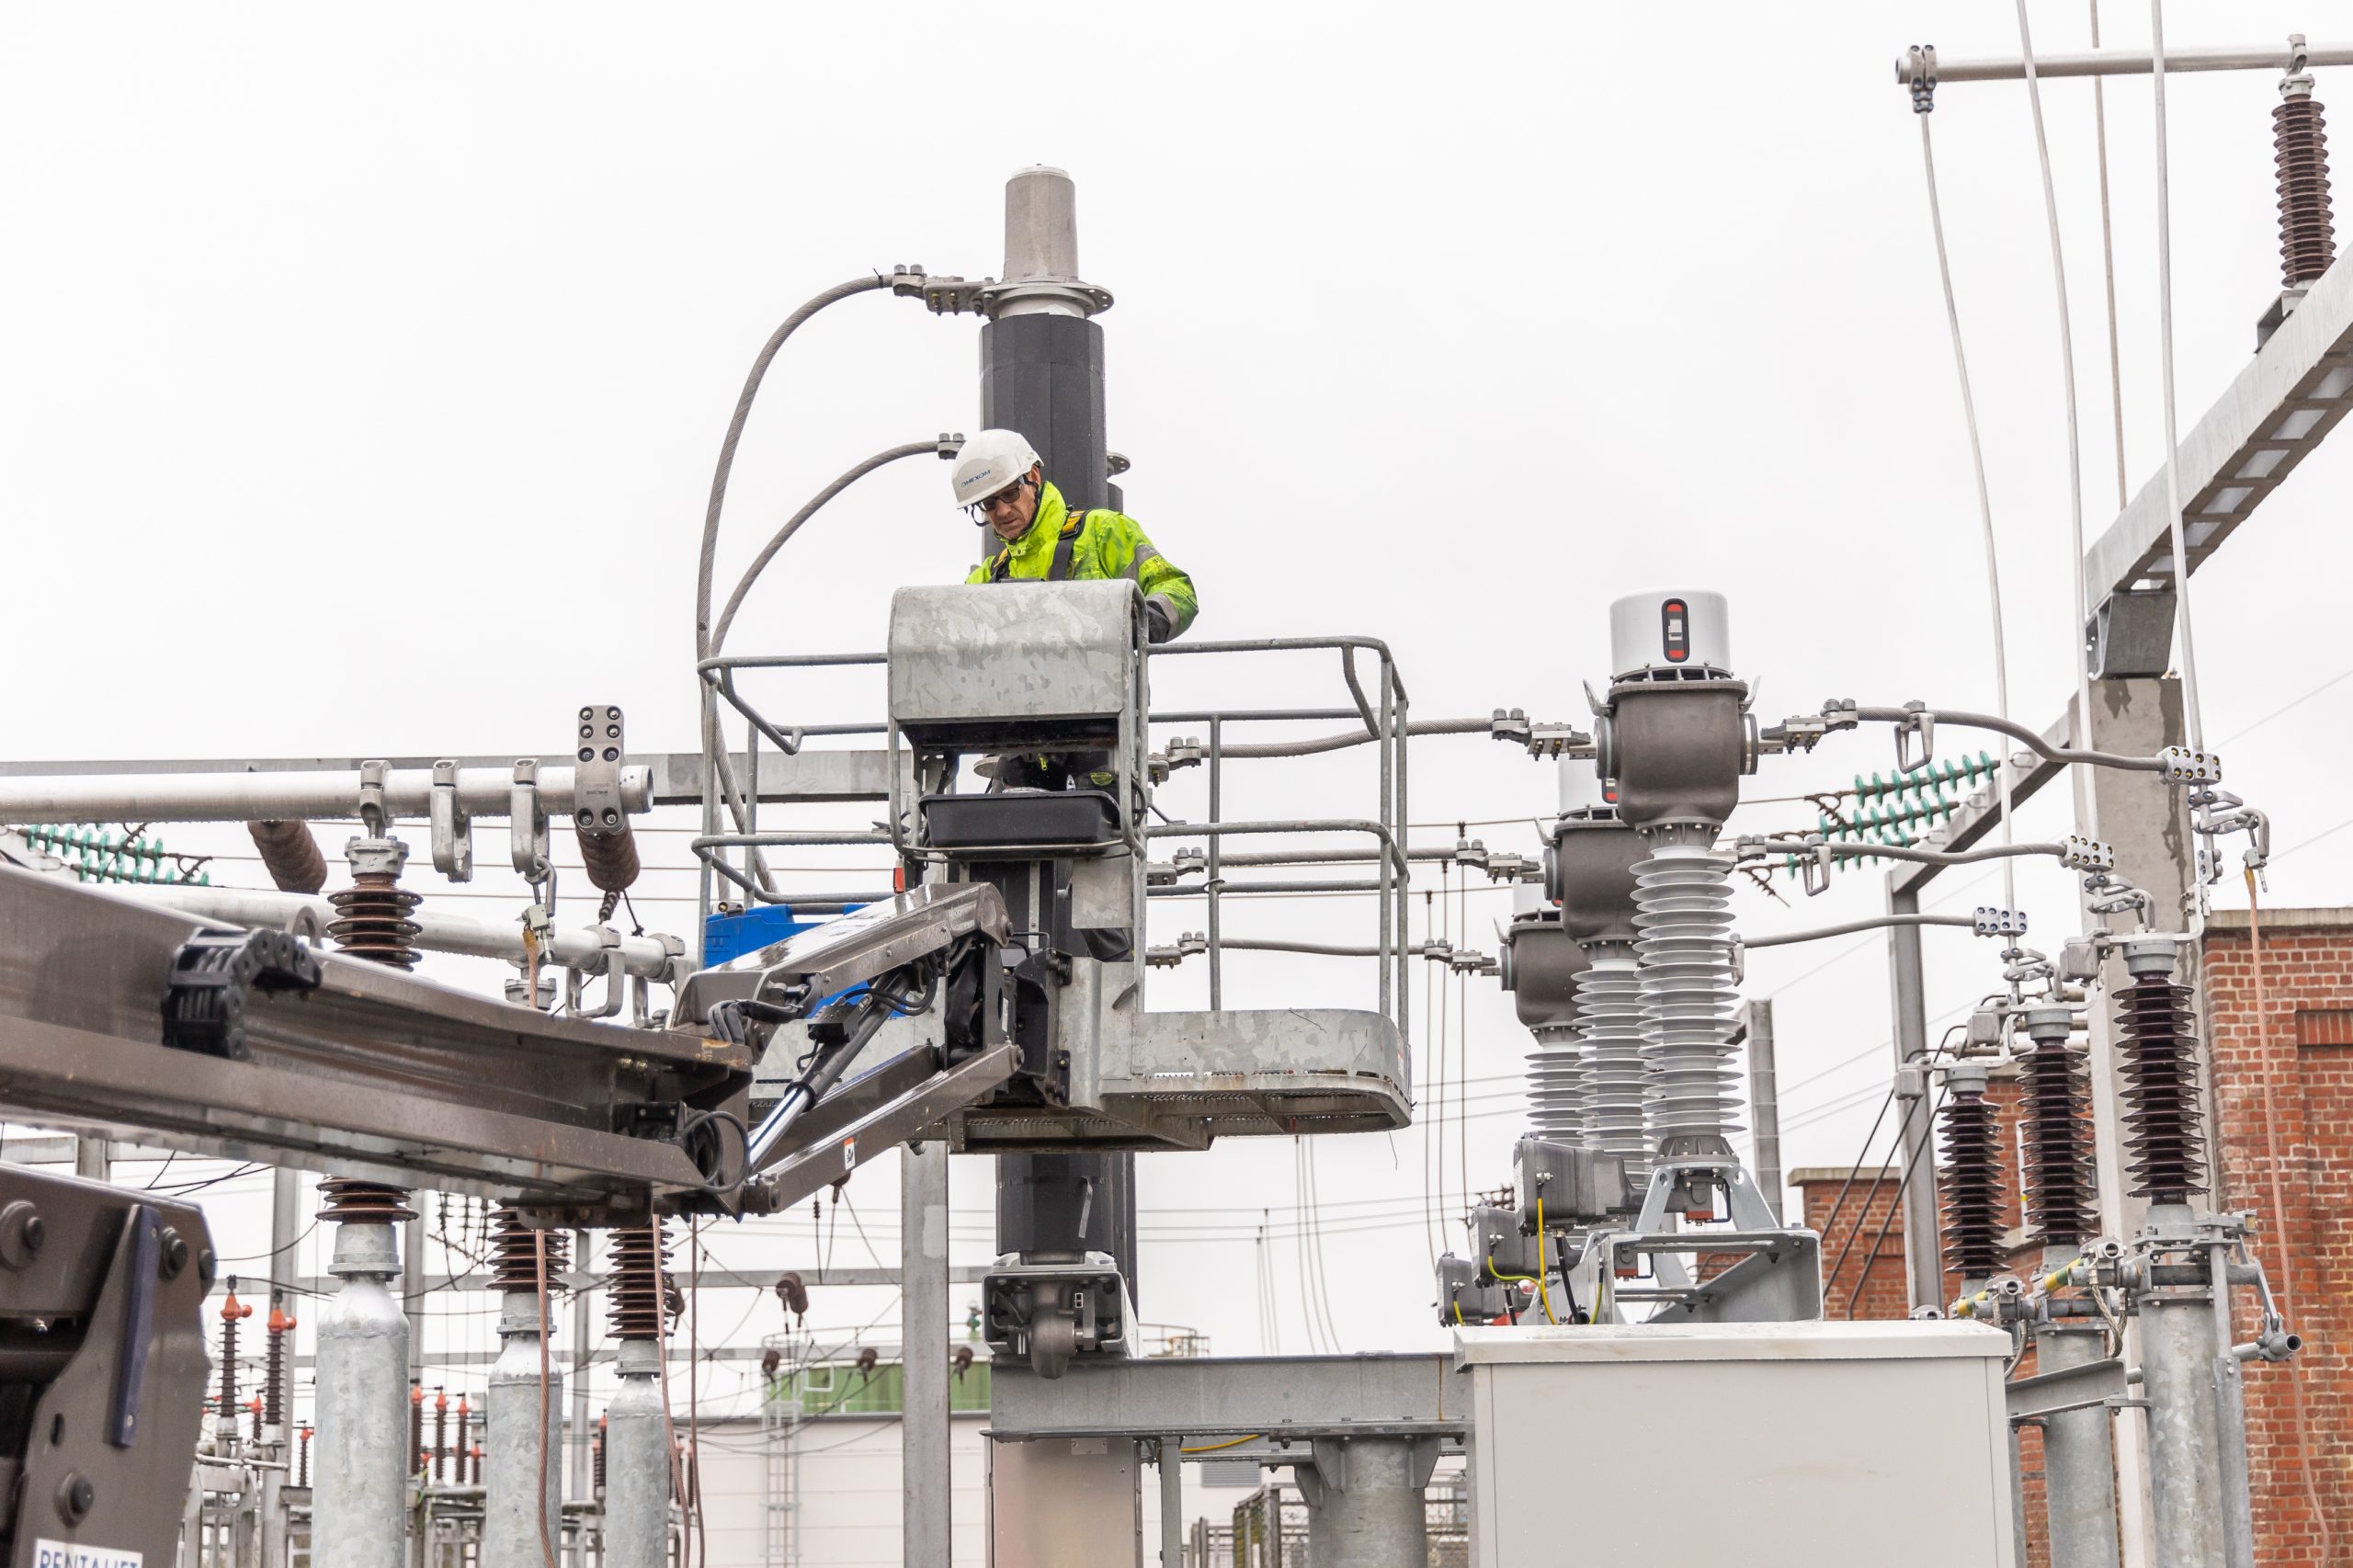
left=1459, top=1320, right=2018, bottom=1568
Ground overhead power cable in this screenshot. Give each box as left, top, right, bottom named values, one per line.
left=1915, top=101, right=2019, bottom=912
left=2088, top=0, right=2131, bottom=510
left=2015, top=0, right=2101, bottom=842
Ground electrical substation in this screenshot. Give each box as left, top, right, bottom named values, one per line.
left=4, top=11, right=2352, bottom=1568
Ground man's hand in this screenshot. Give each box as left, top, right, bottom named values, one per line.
left=1145, top=601, right=1175, bottom=645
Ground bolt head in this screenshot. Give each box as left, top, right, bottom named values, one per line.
left=56, top=1472, right=93, bottom=1524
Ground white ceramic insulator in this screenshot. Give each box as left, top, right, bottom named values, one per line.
left=1632, top=843, right=1743, bottom=1153
left=1526, top=1022, right=1586, bottom=1143
left=1576, top=949, right=1649, bottom=1182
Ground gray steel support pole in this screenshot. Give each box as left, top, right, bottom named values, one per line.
left=2141, top=1266, right=2226, bottom=1567
left=404, top=1214, right=428, bottom=1385
left=1744, top=999, right=1784, bottom=1222
left=902, top=1142, right=950, bottom=1567
left=1884, top=890, right=1943, bottom=1312
left=1300, top=1439, right=1429, bottom=1568
left=569, top=1229, right=595, bottom=1506
left=2207, top=1242, right=2256, bottom=1568
left=270, top=1169, right=302, bottom=1294
left=484, top=1293, right=563, bottom=1568
left=1157, top=1439, right=1183, bottom=1567
left=603, top=1340, right=669, bottom=1568
left=982, top=165, right=1139, bottom=1311
left=2074, top=678, right=2194, bottom=1568
left=2039, top=1324, right=2123, bottom=1568
left=313, top=1217, right=411, bottom=1568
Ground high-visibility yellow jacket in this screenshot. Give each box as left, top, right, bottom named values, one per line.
left=964, top=481, right=1199, bottom=640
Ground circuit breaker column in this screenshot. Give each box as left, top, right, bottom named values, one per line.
left=980, top=165, right=1139, bottom=1305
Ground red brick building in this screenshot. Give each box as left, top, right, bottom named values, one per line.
left=2202, top=908, right=2350, bottom=1568
left=1792, top=906, right=2353, bottom=1568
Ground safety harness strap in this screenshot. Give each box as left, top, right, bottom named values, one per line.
left=1047, top=511, right=1086, bottom=582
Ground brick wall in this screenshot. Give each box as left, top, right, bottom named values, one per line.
left=2201, top=909, right=2353, bottom=1568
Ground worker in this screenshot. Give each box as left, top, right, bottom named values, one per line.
left=951, top=428, right=1198, bottom=791
left=954, top=428, right=1197, bottom=644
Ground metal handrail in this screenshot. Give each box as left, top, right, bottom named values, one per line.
left=693, top=628, right=1418, bottom=1045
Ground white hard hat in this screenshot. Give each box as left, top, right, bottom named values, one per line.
left=950, top=429, right=1042, bottom=508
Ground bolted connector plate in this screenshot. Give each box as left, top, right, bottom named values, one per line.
left=2157, top=745, right=2222, bottom=784
left=1973, top=906, right=2029, bottom=937
left=2061, top=835, right=2115, bottom=872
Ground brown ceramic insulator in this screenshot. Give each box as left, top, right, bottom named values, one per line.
left=432, top=1392, right=448, bottom=1483
left=2117, top=975, right=2208, bottom=1202
left=489, top=1208, right=571, bottom=1293
left=298, top=1427, right=312, bottom=1489
left=217, top=1291, right=244, bottom=1420
left=2275, top=95, right=2338, bottom=288
left=409, top=1383, right=426, bottom=1478
left=251, top=1396, right=264, bottom=1443
left=576, top=824, right=641, bottom=894
left=246, top=820, right=329, bottom=894
left=1938, top=1091, right=2006, bottom=1281
left=607, top=1221, right=670, bottom=1342
left=2019, top=1038, right=2099, bottom=1247
left=328, top=873, right=423, bottom=969
left=264, top=1300, right=294, bottom=1430
left=316, top=1179, right=417, bottom=1224
left=593, top=1417, right=607, bottom=1492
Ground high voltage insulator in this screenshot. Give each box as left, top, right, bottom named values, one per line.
left=13, top=823, right=210, bottom=885
left=247, top=818, right=328, bottom=894
left=1576, top=951, right=1648, bottom=1183
left=1851, top=751, right=1997, bottom=803
left=1779, top=752, right=1997, bottom=881
left=316, top=1178, right=417, bottom=1224
left=2115, top=940, right=2206, bottom=1204
left=489, top=1207, right=570, bottom=1292
left=1938, top=1074, right=2006, bottom=1282
left=264, top=1295, right=296, bottom=1433
left=329, top=837, right=422, bottom=970
left=2018, top=1008, right=2098, bottom=1248
left=217, top=1284, right=252, bottom=1423
left=608, top=1222, right=671, bottom=1342
left=1632, top=844, right=1742, bottom=1159
left=2275, top=80, right=2337, bottom=288
left=1525, top=1025, right=1586, bottom=1144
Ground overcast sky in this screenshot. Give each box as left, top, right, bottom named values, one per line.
left=6, top=2, right=2350, bottom=1393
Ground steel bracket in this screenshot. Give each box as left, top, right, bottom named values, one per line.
left=429, top=760, right=473, bottom=882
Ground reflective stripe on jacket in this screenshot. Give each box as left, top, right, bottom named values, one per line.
left=964, top=481, right=1199, bottom=638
